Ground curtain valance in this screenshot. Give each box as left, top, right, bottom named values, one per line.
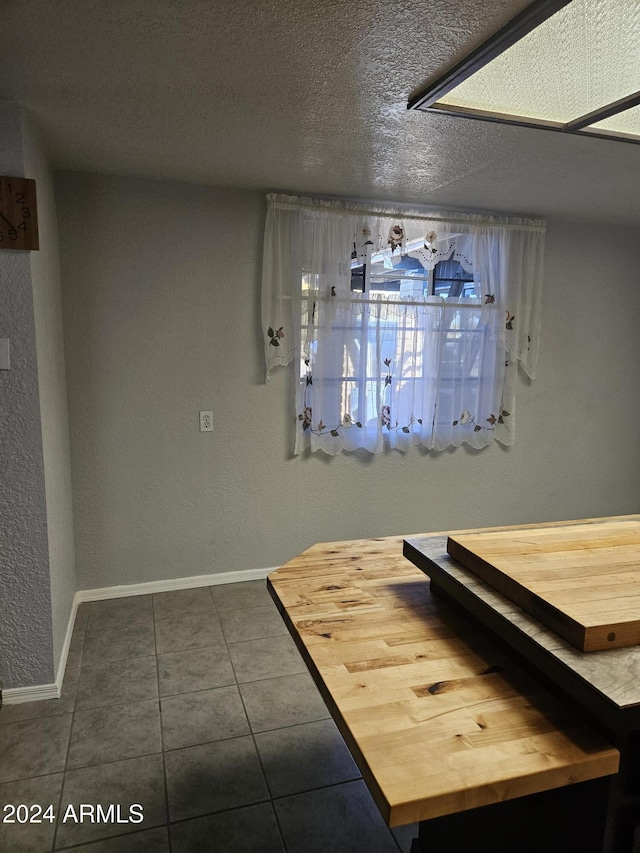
left=262, top=193, right=545, bottom=455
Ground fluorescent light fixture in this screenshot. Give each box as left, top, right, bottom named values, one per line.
left=408, top=0, right=640, bottom=144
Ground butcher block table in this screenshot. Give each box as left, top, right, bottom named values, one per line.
left=446, top=516, right=640, bottom=652
left=268, top=535, right=620, bottom=853
left=405, top=515, right=640, bottom=853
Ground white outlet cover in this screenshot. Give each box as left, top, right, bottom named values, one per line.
left=199, top=411, right=213, bottom=432
left=0, top=339, right=9, bottom=370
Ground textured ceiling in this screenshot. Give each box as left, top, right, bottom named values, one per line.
left=2, top=0, right=640, bottom=224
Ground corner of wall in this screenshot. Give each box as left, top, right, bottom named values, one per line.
left=0, top=101, right=77, bottom=691
left=21, top=110, right=79, bottom=674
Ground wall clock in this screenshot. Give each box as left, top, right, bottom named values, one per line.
left=0, top=176, right=39, bottom=251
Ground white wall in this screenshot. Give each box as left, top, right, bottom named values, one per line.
left=22, top=114, right=77, bottom=673
left=57, top=171, right=640, bottom=591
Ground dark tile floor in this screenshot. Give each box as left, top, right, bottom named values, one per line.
left=0, top=581, right=417, bottom=852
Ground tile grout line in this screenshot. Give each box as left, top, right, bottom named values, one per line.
left=54, top=824, right=161, bottom=851
left=152, top=593, right=174, bottom=853
left=211, top=581, right=291, bottom=853
left=50, top=603, right=85, bottom=852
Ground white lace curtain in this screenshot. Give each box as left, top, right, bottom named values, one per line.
left=262, top=193, right=545, bottom=456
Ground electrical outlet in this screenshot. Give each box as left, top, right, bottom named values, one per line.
left=199, top=411, right=213, bottom=432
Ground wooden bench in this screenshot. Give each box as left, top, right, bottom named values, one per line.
left=267, top=535, right=620, bottom=853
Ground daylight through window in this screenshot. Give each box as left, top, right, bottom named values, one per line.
left=262, top=195, right=545, bottom=456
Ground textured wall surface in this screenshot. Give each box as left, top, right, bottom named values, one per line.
left=0, top=103, right=54, bottom=689
left=23, top=114, right=77, bottom=673
left=58, top=172, right=640, bottom=591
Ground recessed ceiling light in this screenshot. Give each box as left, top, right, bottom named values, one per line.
left=408, top=0, right=640, bottom=144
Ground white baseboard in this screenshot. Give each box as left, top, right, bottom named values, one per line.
left=55, top=592, right=81, bottom=692
left=2, top=682, right=60, bottom=705
left=77, top=566, right=275, bottom=602
left=2, top=567, right=275, bottom=705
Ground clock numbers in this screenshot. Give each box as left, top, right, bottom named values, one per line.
left=0, top=176, right=39, bottom=250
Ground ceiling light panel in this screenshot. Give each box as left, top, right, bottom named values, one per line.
left=586, top=103, right=640, bottom=137
left=435, top=0, right=640, bottom=125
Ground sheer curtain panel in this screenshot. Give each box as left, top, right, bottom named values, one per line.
left=262, top=194, right=545, bottom=456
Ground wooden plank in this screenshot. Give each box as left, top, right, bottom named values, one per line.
left=447, top=516, right=640, bottom=651
left=268, top=536, right=619, bottom=827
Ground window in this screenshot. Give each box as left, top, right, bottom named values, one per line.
left=262, top=195, right=545, bottom=456
left=351, top=247, right=475, bottom=299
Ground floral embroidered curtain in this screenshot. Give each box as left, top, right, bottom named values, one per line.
left=262, top=193, right=545, bottom=456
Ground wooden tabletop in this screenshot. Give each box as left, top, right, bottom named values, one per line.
left=405, top=527, right=640, bottom=719
left=267, top=536, right=619, bottom=827
left=447, top=516, right=640, bottom=652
